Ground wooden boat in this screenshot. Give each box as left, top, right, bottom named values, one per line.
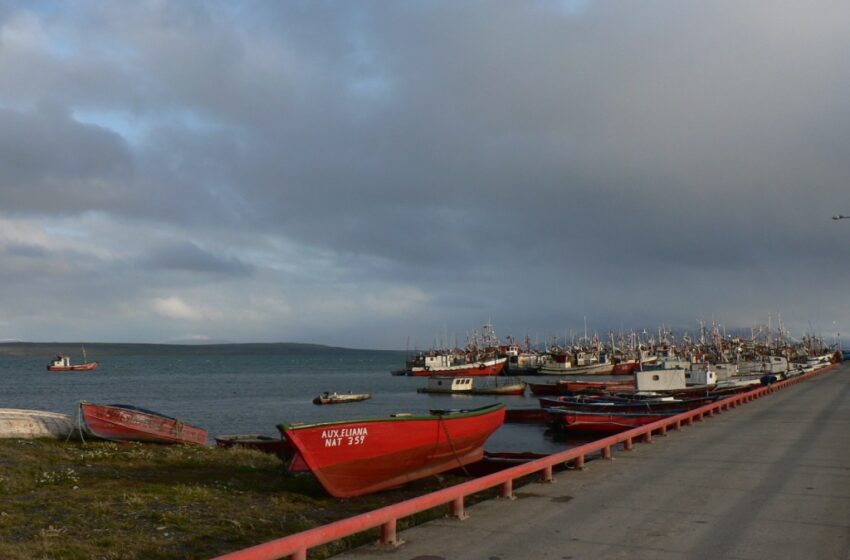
left=312, top=392, right=372, bottom=405
left=46, top=348, right=98, bottom=371
left=417, top=375, right=526, bottom=396
left=0, top=408, right=75, bottom=440
left=277, top=403, right=506, bottom=498
left=79, top=402, right=207, bottom=445
left=215, top=434, right=293, bottom=458
left=547, top=408, right=686, bottom=434
left=539, top=394, right=716, bottom=413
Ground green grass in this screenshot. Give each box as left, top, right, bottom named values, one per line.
left=0, top=439, right=478, bottom=559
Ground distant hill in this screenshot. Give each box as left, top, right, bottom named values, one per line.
left=0, top=342, right=399, bottom=358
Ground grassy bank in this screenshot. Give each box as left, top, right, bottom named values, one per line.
left=0, top=439, right=471, bottom=560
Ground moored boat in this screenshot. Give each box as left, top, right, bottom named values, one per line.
left=403, top=354, right=507, bottom=377
left=539, top=394, right=716, bottom=413
left=0, top=408, right=75, bottom=440
left=536, top=348, right=614, bottom=375
left=547, top=408, right=685, bottom=434
left=417, top=375, right=526, bottom=395
left=277, top=403, right=506, bottom=497
left=79, top=402, right=207, bottom=445
left=313, top=392, right=372, bottom=405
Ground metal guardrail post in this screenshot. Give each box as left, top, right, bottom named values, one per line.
left=380, top=519, right=398, bottom=545
left=500, top=479, right=515, bottom=499
left=451, top=496, right=468, bottom=520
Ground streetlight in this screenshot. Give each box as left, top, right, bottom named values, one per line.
left=832, top=215, right=850, bottom=220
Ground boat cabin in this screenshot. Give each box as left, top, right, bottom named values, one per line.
left=635, top=368, right=687, bottom=392
left=685, top=364, right=717, bottom=386
left=49, top=355, right=71, bottom=368
left=424, top=376, right=474, bottom=392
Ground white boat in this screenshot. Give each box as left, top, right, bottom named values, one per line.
left=417, top=375, right=526, bottom=395
left=312, top=392, right=372, bottom=405
left=0, top=408, right=75, bottom=440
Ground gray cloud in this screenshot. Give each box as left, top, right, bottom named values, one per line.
left=0, top=1, right=849, bottom=347
left=143, top=240, right=252, bottom=277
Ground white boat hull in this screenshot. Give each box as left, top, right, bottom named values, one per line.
left=0, top=409, right=75, bottom=440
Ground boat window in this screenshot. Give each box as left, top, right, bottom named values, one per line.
left=652, top=375, right=660, bottom=381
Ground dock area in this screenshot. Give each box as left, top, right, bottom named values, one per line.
left=338, top=364, right=850, bottom=560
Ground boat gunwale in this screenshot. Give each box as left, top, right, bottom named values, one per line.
left=277, top=403, right=505, bottom=431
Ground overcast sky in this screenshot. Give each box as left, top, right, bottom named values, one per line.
left=1, top=1, right=849, bottom=349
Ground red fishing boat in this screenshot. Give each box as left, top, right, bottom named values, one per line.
left=277, top=403, right=506, bottom=498
left=547, top=408, right=684, bottom=434
left=79, top=402, right=207, bottom=445
left=46, top=347, right=98, bottom=371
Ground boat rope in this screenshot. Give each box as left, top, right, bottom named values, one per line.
left=438, top=415, right=472, bottom=478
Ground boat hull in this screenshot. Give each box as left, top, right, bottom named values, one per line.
left=539, top=395, right=715, bottom=413
left=406, top=358, right=507, bottom=377
left=278, top=404, right=506, bottom=498
left=537, top=362, right=615, bottom=376
left=80, top=402, right=207, bottom=445
left=548, top=409, right=682, bottom=434
left=47, top=362, right=99, bottom=372
left=0, top=408, right=75, bottom=440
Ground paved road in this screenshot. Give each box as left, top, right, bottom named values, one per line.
left=338, top=365, right=850, bottom=560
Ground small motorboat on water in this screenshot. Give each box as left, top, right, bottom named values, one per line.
left=78, top=402, right=207, bottom=445
left=47, top=347, right=98, bottom=372
left=312, top=392, right=372, bottom=405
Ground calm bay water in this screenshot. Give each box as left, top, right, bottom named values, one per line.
left=0, top=344, right=565, bottom=454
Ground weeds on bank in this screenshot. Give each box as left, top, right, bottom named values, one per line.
left=0, top=439, right=476, bottom=559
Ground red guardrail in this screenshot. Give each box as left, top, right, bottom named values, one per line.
left=211, top=362, right=841, bottom=560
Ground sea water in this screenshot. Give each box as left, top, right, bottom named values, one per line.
left=0, top=344, right=566, bottom=454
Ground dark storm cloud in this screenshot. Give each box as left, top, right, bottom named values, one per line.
left=1, top=1, right=850, bottom=346
left=0, top=105, right=133, bottom=214
left=144, top=241, right=253, bottom=277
